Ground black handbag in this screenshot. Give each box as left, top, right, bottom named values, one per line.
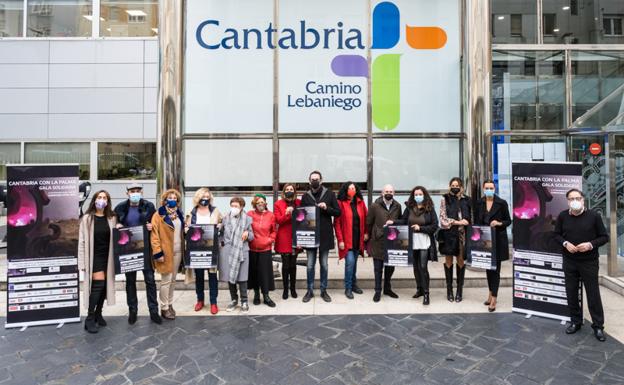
left=437, top=228, right=459, bottom=256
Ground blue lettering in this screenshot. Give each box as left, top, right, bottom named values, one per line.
left=196, top=20, right=220, bottom=49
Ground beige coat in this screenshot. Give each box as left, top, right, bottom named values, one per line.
left=78, top=213, right=117, bottom=309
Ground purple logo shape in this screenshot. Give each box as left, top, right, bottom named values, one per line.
left=331, top=55, right=368, bottom=77
left=296, top=209, right=306, bottom=222
left=118, top=230, right=130, bottom=245
left=190, top=227, right=202, bottom=242
left=470, top=228, right=481, bottom=241
left=386, top=227, right=399, bottom=240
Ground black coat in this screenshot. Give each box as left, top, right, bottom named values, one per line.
left=395, top=205, right=439, bottom=262
left=301, top=186, right=341, bottom=252
left=439, top=193, right=472, bottom=257
left=473, top=195, right=511, bottom=261
left=114, top=198, right=157, bottom=270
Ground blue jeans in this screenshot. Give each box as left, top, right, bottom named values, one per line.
left=344, top=250, right=359, bottom=290
left=306, top=249, right=329, bottom=291
left=195, top=269, right=218, bottom=305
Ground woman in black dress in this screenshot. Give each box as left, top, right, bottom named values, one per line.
left=78, top=190, right=117, bottom=333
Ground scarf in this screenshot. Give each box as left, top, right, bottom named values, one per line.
left=165, top=206, right=178, bottom=221
left=227, top=212, right=248, bottom=284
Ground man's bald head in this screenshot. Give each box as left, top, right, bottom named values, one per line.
left=382, top=184, right=395, bottom=194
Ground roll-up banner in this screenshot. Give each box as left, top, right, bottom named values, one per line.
left=5, top=164, right=81, bottom=329
left=511, top=162, right=583, bottom=322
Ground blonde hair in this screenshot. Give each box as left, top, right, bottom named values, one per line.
left=192, top=187, right=213, bottom=208
left=160, top=189, right=182, bottom=206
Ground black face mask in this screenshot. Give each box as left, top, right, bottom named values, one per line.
left=199, top=199, right=210, bottom=207
left=384, top=194, right=393, bottom=201
left=450, top=187, right=461, bottom=195
left=310, top=180, right=321, bottom=189
left=284, top=191, right=295, bottom=199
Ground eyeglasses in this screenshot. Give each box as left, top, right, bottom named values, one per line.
left=567, top=197, right=583, bottom=202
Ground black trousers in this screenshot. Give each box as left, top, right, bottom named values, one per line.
left=281, top=254, right=297, bottom=290
left=486, top=259, right=502, bottom=297
left=563, top=257, right=604, bottom=328
left=125, top=269, right=158, bottom=314
left=373, top=258, right=395, bottom=293
left=248, top=251, right=275, bottom=294
left=413, top=250, right=430, bottom=293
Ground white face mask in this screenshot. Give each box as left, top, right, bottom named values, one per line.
left=230, top=207, right=241, bottom=216
left=569, top=200, right=583, bottom=211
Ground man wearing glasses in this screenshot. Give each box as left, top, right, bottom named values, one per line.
left=554, top=188, right=609, bottom=341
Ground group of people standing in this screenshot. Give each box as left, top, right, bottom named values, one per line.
left=77, top=171, right=609, bottom=342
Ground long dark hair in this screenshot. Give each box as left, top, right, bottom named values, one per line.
left=86, top=190, right=115, bottom=218
left=407, top=185, right=434, bottom=212
left=337, top=181, right=363, bottom=201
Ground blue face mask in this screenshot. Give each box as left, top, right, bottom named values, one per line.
left=484, top=189, right=495, bottom=198
left=414, top=195, right=424, bottom=204
left=166, top=199, right=177, bottom=208
left=129, top=192, right=141, bottom=204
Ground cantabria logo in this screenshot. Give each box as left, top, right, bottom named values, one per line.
left=195, top=1, right=447, bottom=131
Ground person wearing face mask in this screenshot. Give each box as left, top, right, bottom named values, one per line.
left=554, top=189, right=609, bottom=342
left=219, top=196, right=255, bottom=312
left=300, top=170, right=341, bottom=303
left=366, top=184, right=402, bottom=302
left=473, top=180, right=511, bottom=312
left=388, top=186, right=439, bottom=305
left=150, top=189, right=185, bottom=320
left=113, top=183, right=160, bottom=325
left=185, top=188, right=222, bottom=314
left=334, top=182, right=368, bottom=299
left=78, top=190, right=117, bottom=333
left=247, top=194, right=277, bottom=307
left=439, top=177, right=472, bottom=303
left=273, top=183, right=302, bottom=300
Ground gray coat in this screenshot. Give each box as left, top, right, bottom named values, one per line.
left=218, top=212, right=254, bottom=283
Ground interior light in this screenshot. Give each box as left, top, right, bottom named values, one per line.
left=497, top=16, right=505, bottom=20
left=125, top=10, right=147, bottom=17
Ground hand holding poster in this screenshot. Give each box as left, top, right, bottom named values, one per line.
left=384, top=225, right=413, bottom=267
left=292, top=206, right=320, bottom=248
left=113, top=226, right=147, bottom=274
left=185, top=224, right=219, bottom=269
left=466, top=225, right=497, bottom=270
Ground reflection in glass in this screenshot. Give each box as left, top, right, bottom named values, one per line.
left=492, top=50, right=565, bottom=131
left=491, top=0, right=537, bottom=44
left=27, top=0, right=91, bottom=37
left=0, top=143, right=20, bottom=180
left=97, top=142, right=156, bottom=180
left=542, top=0, right=624, bottom=44
left=0, top=0, right=23, bottom=37
left=100, top=0, right=157, bottom=37
left=25, top=142, right=90, bottom=179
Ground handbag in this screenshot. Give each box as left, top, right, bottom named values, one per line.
left=437, top=228, right=459, bottom=256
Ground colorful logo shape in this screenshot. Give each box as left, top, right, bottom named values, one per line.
left=330, top=1, right=447, bottom=131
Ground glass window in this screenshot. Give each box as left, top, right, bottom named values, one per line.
left=100, top=0, right=157, bottom=37
left=491, top=0, right=537, bottom=44
left=27, top=0, right=91, bottom=37
left=0, top=143, right=21, bottom=180
left=492, top=50, right=565, bottom=131
left=0, top=0, right=23, bottom=37
left=373, top=139, right=460, bottom=192
left=24, top=142, right=90, bottom=179
left=97, top=142, right=156, bottom=180
left=571, top=51, right=624, bottom=123
left=542, top=0, right=624, bottom=44
left=279, top=138, right=367, bottom=185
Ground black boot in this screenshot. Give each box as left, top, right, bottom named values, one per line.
left=289, top=265, right=298, bottom=298
left=455, top=265, right=466, bottom=303
left=253, top=289, right=261, bottom=305
left=84, top=280, right=104, bottom=333
left=94, top=280, right=107, bottom=327
left=444, top=265, right=454, bottom=302
left=282, top=264, right=290, bottom=300
left=263, top=293, right=276, bottom=308
left=423, top=292, right=430, bottom=305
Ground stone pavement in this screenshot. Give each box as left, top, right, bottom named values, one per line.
left=1, top=312, right=623, bottom=385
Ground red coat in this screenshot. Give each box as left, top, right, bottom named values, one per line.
left=247, top=209, right=277, bottom=252
left=334, top=197, right=368, bottom=259
left=273, top=198, right=301, bottom=254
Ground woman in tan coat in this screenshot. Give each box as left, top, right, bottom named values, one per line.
left=78, top=190, right=117, bottom=333
left=151, top=189, right=185, bottom=320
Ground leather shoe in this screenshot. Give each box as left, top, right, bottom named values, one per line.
left=594, top=327, right=606, bottom=342
left=128, top=310, right=137, bottom=325
left=373, top=292, right=381, bottom=302
left=352, top=286, right=363, bottom=295
left=161, top=308, right=175, bottom=320
left=302, top=290, right=313, bottom=303
left=320, top=290, right=332, bottom=303
left=565, top=323, right=582, bottom=334
left=413, top=289, right=424, bottom=299
left=282, top=290, right=289, bottom=300
left=263, top=295, right=276, bottom=308
left=423, top=293, right=430, bottom=305
left=383, top=289, right=399, bottom=299
left=253, top=292, right=261, bottom=306
left=150, top=312, right=163, bottom=324
left=194, top=301, right=204, bottom=312
left=345, top=289, right=354, bottom=299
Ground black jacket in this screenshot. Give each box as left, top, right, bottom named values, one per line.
left=439, top=193, right=472, bottom=257
left=114, top=198, right=157, bottom=270
left=301, top=186, right=341, bottom=252
left=366, top=197, right=402, bottom=260
left=473, top=195, right=512, bottom=261
left=395, top=205, right=439, bottom=262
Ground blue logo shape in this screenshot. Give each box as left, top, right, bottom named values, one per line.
left=371, top=1, right=400, bottom=49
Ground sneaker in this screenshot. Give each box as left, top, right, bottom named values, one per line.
left=226, top=300, right=238, bottom=312
left=241, top=302, right=249, bottom=312
left=210, top=304, right=219, bottom=315
left=320, top=290, right=332, bottom=303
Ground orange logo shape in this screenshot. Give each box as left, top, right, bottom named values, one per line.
left=406, top=26, right=447, bottom=49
